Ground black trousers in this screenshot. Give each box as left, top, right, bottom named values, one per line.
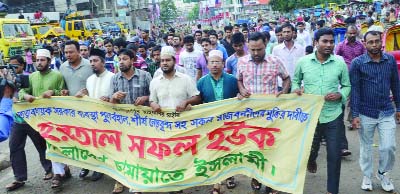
left=9, top=122, right=52, bottom=181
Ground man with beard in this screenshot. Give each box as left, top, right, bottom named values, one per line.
left=75, top=48, right=113, bottom=181
left=350, top=31, right=400, bottom=192
left=109, top=48, right=151, bottom=194
left=335, top=25, right=366, bottom=155
left=12, top=49, right=64, bottom=191
left=147, top=45, right=161, bottom=77
left=180, top=35, right=203, bottom=80
left=292, top=28, right=351, bottom=194
left=172, top=34, right=184, bottom=65
left=237, top=32, right=291, bottom=194
left=56, top=40, right=93, bottom=191
left=272, top=23, right=304, bottom=91
left=149, top=46, right=201, bottom=113
left=80, top=43, right=90, bottom=59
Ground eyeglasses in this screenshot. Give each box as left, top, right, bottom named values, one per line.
left=209, top=61, right=222, bottom=64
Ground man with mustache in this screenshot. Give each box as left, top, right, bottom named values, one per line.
left=350, top=30, right=400, bottom=192
left=11, top=49, right=64, bottom=191
left=335, top=25, right=366, bottom=154
left=292, top=28, right=351, bottom=194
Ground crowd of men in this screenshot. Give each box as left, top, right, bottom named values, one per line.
left=0, top=12, right=399, bottom=194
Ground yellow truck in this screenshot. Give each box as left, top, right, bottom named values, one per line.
left=116, top=22, right=128, bottom=34
left=31, top=23, right=66, bottom=43
left=64, top=19, right=102, bottom=40
left=0, top=18, right=36, bottom=62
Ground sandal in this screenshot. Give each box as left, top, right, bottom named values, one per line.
left=226, top=176, right=236, bottom=189
left=307, top=161, right=317, bottom=173
left=43, top=171, right=54, bottom=180
left=6, top=181, right=25, bottom=191
left=51, top=175, right=62, bottom=190
left=112, top=181, right=124, bottom=194
left=63, top=166, right=72, bottom=179
left=251, top=178, right=262, bottom=190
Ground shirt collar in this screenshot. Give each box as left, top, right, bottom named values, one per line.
left=344, top=39, right=361, bottom=45
left=310, top=51, right=337, bottom=64
left=118, top=68, right=139, bottom=79
left=97, top=70, right=108, bottom=77
left=159, top=70, right=181, bottom=80
left=67, top=57, right=84, bottom=69
left=363, top=52, right=389, bottom=64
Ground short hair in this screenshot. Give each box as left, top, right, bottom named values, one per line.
left=201, top=38, right=211, bottom=44
left=9, top=55, right=25, bottom=65
left=234, top=24, right=240, bottom=28
left=231, top=32, right=245, bottom=44
left=197, top=24, right=201, bottom=29
left=224, top=25, right=233, bottom=32
left=208, top=30, right=218, bottom=38
left=249, top=32, right=266, bottom=44
left=44, top=45, right=54, bottom=55
left=118, top=48, right=135, bottom=59
left=363, top=30, right=381, bottom=41
left=296, top=21, right=305, bottom=26
left=147, top=41, right=156, bottom=49
left=64, top=40, right=80, bottom=51
left=138, top=44, right=147, bottom=50
left=281, top=23, right=295, bottom=31
left=257, top=18, right=263, bottom=23
left=126, top=43, right=138, bottom=52
left=347, top=25, right=358, bottom=32
left=263, top=31, right=271, bottom=41
left=314, top=28, right=334, bottom=41
left=317, top=20, right=325, bottom=27
left=104, top=39, right=113, bottom=45
left=183, top=35, right=195, bottom=44
left=203, top=29, right=209, bottom=35
left=194, top=30, right=202, bottom=35
left=218, top=30, right=224, bottom=36
left=143, top=29, right=149, bottom=34
left=242, top=28, right=249, bottom=32
left=305, top=45, right=314, bottom=54
left=275, top=26, right=283, bottom=33
left=151, top=45, right=161, bottom=56
left=173, top=34, right=181, bottom=41
left=114, top=37, right=127, bottom=48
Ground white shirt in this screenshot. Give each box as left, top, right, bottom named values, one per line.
left=179, top=50, right=202, bottom=79
left=272, top=42, right=305, bottom=78
left=194, top=42, right=203, bottom=52
left=153, top=65, right=187, bottom=79
left=86, top=70, right=114, bottom=99
left=297, top=30, right=312, bottom=47
left=149, top=71, right=200, bottom=109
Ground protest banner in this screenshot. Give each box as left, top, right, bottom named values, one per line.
left=13, top=94, right=324, bottom=193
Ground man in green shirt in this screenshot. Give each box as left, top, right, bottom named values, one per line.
left=292, top=28, right=351, bottom=194
left=9, top=49, right=64, bottom=191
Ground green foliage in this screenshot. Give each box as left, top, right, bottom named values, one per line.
left=269, top=0, right=347, bottom=13
left=160, top=0, right=178, bottom=24
left=187, top=4, right=200, bottom=21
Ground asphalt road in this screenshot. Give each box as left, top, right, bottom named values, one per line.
left=0, top=122, right=399, bottom=194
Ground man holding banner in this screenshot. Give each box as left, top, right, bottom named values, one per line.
left=150, top=46, right=201, bottom=113
left=109, top=48, right=152, bottom=194
left=292, top=28, right=351, bottom=194
left=236, top=31, right=291, bottom=193
left=75, top=48, right=114, bottom=181
left=7, top=49, right=64, bottom=191
left=197, top=49, right=239, bottom=193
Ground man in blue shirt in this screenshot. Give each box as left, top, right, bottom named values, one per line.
left=197, top=50, right=239, bottom=193
left=350, top=30, right=400, bottom=192
left=208, top=30, right=228, bottom=61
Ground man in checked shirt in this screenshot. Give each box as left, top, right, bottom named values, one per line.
left=237, top=31, right=291, bottom=194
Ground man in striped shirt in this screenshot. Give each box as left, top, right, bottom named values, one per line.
left=350, top=30, right=400, bottom=192
left=237, top=32, right=291, bottom=194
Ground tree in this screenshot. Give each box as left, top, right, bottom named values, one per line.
left=187, top=4, right=200, bottom=21
left=160, top=0, right=178, bottom=24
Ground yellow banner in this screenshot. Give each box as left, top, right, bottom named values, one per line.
left=13, top=94, right=324, bottom=194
